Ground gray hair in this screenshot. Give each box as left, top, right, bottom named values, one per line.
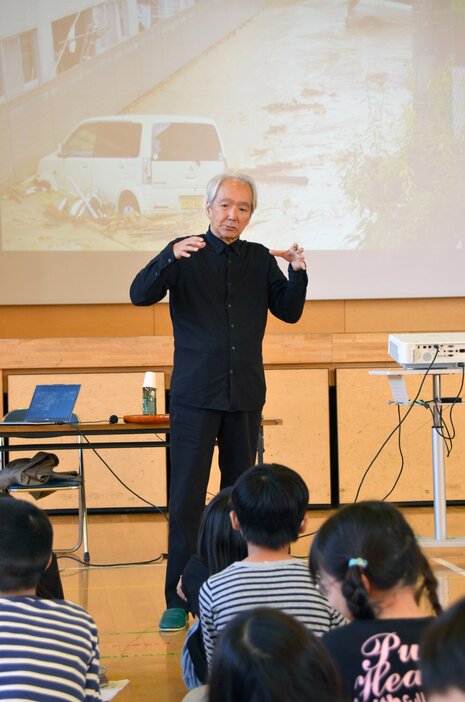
left=206, top=172, right=257, bottom=213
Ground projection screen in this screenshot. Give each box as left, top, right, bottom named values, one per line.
left=0, top=0, right=464, bottom=304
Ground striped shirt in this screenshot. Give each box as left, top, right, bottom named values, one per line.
left=0, top=596, right=101, bottom=701
left=199, top=559, right=345, bottom=664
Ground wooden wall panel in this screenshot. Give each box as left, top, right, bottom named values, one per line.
left=1, top=298, right=465, bottom=343
left=0, top=334, right=333, bottom=370
left=337, top=368, right=465, bottom=504
left=345, top=298, right=465, bottom=333
left=206, top=369, right=331, bottom=505
left=0, top=305, right=154, bottom=338
left=7, top=372, right=167, bottom=510
left=265, top=300, right=345, bottom=334
left=263, top=335, right=332, bottom=365
left=153, top=304, right=173, bottom=336
left=262, top=369, right=331, bottom=504
left=332, top=333, right=392, bottom=364
left=0, top=337, right=174, bottom=370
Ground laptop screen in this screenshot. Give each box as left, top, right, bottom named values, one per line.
left=25, top=384, right=81, bottom=423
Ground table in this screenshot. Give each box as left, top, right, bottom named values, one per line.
left=0, top=417, right=282, bottom=561
left=370, top=368, right=465, bottom=547
left=0, top=417, right=282, bottom=463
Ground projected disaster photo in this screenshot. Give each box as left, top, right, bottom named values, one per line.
left=0, top=0, right=464, bottom=302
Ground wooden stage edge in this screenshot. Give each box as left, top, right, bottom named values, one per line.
left=0, top=333, right=395, bottom=372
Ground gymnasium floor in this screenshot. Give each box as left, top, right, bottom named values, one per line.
left=51, top=507, right=465, bottom=702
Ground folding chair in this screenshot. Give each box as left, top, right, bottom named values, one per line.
left=0, top=409, right=89, bottom=561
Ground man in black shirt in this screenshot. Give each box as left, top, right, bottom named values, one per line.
left=130, top=173, right=307, bottom=629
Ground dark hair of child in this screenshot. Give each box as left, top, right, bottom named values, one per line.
left=208, top=607, right=344, bottom=702
left=309, top=500, right=442, bottom=619
left=197, top=487, right=247, bottom=574
left=420, top=595, right=465, bottom=695
left=0, top=498, right=53, bottom=593
left=231, top=463, right=309, bottom=550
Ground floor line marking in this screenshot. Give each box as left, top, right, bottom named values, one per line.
left=433, top=557, right=465, bottom=576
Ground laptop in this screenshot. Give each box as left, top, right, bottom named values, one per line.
left=2, top=384, right=81, bottom=424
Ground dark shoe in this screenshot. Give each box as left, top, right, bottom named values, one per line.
left=159, top=607, right=188, bottom=631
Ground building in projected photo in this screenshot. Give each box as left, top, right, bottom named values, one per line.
left=0, top=0, right=265, bottom=191
left=0, top=1, right=198, bottom=93
left=1, top=1, right=464, bottom=303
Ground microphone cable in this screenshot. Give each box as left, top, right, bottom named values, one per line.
left=297, top=347, right=441, bottom=545
left=73, top=425, right=168, bottom=519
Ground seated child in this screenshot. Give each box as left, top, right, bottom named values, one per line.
left=199, top=463, right=345, bottom=664
left=179, top=486, right=247, bottom=688
left=420, top=595, right=465, bottom=702
left=0, top=498, right=101, bottom=701
left=0, top=491, right=64, bottom=598
left=310, top=500, right=442, bottom=702
left=183, top=607, right=344, bottom=702
left=207, top=607, right=345, bottom=702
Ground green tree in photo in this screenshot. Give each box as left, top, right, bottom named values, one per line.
left=342, top=0, right=465, bottom=251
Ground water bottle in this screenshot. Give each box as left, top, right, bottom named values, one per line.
left=142, top=371, right=157, bottom=415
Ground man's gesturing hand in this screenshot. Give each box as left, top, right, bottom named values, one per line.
left=173, top=236, right=206, bottom=259
left=269, top=243, right=307, bottom=271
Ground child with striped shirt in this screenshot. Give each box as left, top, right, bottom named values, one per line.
left=199, top=463, right=344, bottom=665
left=0, top=498, right=101, bottom=701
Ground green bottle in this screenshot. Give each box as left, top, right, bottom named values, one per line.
left=142, top=371, right=157, bottom=415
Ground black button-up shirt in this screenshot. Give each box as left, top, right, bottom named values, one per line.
left=130, top=229, right=308, bottom=411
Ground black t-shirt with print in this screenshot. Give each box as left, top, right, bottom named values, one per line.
left=322, top=617, right=434, bottom=702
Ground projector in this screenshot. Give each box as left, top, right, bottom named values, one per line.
left=388, top=333, right=465, bottom=369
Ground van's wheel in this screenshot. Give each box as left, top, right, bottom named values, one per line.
left=118, top=193, right=140, bottom=216
left=33, top=178, right=51, bottom=192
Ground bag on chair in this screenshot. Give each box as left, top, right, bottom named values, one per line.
left=0, top=451, right=80, bottom=498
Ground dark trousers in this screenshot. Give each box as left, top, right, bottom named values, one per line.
left=165, top=400, right=262, bottom=608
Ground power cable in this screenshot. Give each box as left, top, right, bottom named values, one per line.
left=55, top=426, right=169, bottom=568
left=74, top=426, right=168, bottom=520
left=57, top=552, right=165, bottom=568
left=352, top=346, right=440, bottom=503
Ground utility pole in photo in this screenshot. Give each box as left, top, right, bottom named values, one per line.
left=413, top=0, right=453, bottom=133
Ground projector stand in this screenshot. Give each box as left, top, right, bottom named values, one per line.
left=370, top=368, right=465, bottom=548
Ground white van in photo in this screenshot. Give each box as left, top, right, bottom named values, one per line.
left=36, top=115, right=227, bottom=215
